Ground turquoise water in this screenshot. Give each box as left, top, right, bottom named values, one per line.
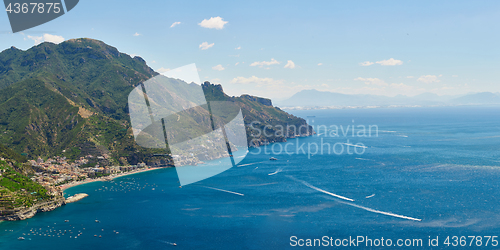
left=2, top=106, right=500, bottom=249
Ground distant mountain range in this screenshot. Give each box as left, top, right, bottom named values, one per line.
left=0, top=38, right=311, bottom=165
left=276, top=89, right=500, bottom=108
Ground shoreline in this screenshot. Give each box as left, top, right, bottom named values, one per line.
left=59, top=166, right=169, bottom=192
left=0, top=167, right=168, bottom=222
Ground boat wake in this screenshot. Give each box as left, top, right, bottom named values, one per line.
left=199, top=185, right=244, bottom=196
left=286, top=175, right=354, bottom=202
left=336, top=200, right=421, bottom=221
left=245, top=182, right=278, bottom=187
left=237, top=161, right=265, bottom=167
left=342, top=143, right=368, bottom=149
left=268, top=168, right=283, bottom=176
left=159, top=240, right=177, bottom=246
left=355, top=158, right=374, bottom=161
left=287, top=175, right=421, bottom=222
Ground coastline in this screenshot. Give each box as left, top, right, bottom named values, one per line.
left=0, top=167, right=168, bottom=222
left=59, top=166, right=168, bottom=192
left=1, top=134, right=311, bottom=222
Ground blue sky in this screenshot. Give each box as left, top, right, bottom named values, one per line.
left=1, top=0, right=499, bottom=100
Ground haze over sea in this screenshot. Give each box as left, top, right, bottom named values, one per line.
left=2, top=106, right=500, bottom=249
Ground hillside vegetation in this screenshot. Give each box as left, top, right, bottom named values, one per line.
left=0, top=146, right=51, bottom=213
left=0, top=38, right=311, bottom=164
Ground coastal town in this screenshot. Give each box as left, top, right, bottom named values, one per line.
left=0, top=152, right=174, bottom=222
left=27, top=155, right=155, bottom=195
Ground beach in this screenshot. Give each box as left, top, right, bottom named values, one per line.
left=59, top=167, right=168, bottom=192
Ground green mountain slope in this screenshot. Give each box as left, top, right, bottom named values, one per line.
left=0, top=39, right=156, bottom=120
left=0, top=145, right=53, bottom=214
left=0, top=78, right=82, bottom=156
left=0, top=39, right=162, bottom=164
left=0, top=38, right=312, bottom=165
left=202, top=82, right=313, bottom=146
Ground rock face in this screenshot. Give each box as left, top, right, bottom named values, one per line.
left=241, top=95, right=273, bottom=106
left=0, top=197, right=65, bottom=221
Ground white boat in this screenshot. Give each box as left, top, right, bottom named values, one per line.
left=269, top=157, right=278, bottom=161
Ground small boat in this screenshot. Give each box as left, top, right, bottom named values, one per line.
left=95, top=220, right=100, bottom=223
left=18, top=237, right=25, bottom=240
left=269, top=157, right=278, bottom=161
left=64, top=220, right=69, bottom=222
left=173, top=243, right=177, bottom=246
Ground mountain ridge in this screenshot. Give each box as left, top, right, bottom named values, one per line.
left=0, top=38, right=312, bottom=165
left=277, top=89, right=500, bottom=108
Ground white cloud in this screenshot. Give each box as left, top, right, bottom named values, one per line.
left=250, top=58, right=280, bottom=67
left=157, top=67, right=171, bottom=73
left=224, top=77, right=316, bottom=100
left=452, top=75, right=458, bottom=77
left=230, top=76, right=284, bottom=86
left=170, top=22, right=181, bottom=28
left=417, top=75, right=441, bottom=83
left=390, top=83, right=417, bottom=92
left=375, top=58, right=403, bottom=66
left=212, top=64, right=225, bottom=71
left=354, top=77, right=388, bottom=86
left=359, top=61, right=374, bottom=66
left=133, top=32, right=141, bottom=37
left=406, top=76, right=414, bottom=78
left=198, top=16, right=228, bottom=30
left=235, top=46, right=241, bottom=50
left=199, top=42, right=215, bottom=50
left=211, top=78, right=221, bottom=84
left=27, top=34, right=64, bottom=45
left=235, top=62, right=240, bottom=66
left=317, top=63, right=323, bottom=66
left=284, top=60, right=296, bottom=69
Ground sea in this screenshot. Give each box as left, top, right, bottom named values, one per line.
left=2, top=106, right=500, bottom=249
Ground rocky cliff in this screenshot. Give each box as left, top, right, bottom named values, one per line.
left=0, top=197, right=65, bottom=221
